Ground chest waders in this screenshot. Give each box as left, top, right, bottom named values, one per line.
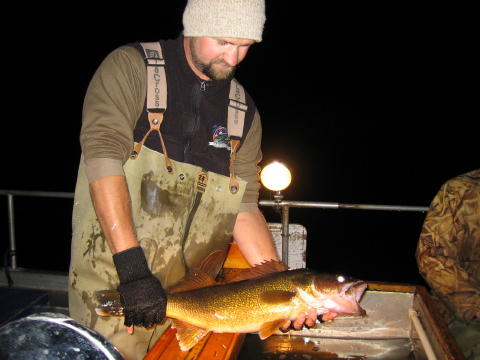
left=69, top=42, right=249, bottom=356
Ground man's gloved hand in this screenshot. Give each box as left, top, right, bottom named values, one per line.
left=113, top=246, right=167, bottom=328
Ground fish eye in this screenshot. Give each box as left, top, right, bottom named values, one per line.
left=336, top=275, right=346, bottom=283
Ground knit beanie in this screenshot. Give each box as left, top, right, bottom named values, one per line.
left=183, top=0, right=266, bottom=42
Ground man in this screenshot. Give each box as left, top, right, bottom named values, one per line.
left=416, top=169, right=480, bottom=360
left=69, top=1, right=315, bottom=358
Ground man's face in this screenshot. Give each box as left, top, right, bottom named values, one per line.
left=187, top=37, right=255, bottom=81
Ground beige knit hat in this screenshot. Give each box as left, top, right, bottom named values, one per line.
left=183, top=0, right=266, bottom=42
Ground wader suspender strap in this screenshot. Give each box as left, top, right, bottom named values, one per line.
left=130, top=42, right=173, bottom=173
left=227, top=79, right=247, bottom=194
left=132, top=42, right=248, bottom=193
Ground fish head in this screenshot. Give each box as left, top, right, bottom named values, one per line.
left=306, top=273, right=367, bottom=316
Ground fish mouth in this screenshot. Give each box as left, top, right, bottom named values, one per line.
left=344, top=281, right=368, bottom=302
left=342, top=281, right=368, bottom=315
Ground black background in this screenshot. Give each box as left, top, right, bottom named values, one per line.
left=2, top=2, right=478, bottom=286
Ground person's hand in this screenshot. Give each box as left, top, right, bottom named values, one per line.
left=280, top=308, right=341, bottom=332
left=113, top=246, right=167, bottom=329
left=281, top=308, right=319, bottom=331
left=118, top=274, right=167, bottom=328
left=476, top=310, right=480, bottom=320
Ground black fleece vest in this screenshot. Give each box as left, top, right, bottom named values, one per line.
left=131, top=37, right=256, bottom=177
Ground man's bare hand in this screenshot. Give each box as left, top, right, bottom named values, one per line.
left=281, top=308, right=318, bottom=331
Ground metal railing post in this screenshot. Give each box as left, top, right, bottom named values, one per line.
left=7, top=194, right=17, bottom=270
left=281, top=204, right=290, bottom=266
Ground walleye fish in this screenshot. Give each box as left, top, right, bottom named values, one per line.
left=96, top=253, right=367, bottom=351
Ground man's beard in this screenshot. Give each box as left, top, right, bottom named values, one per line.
left=190, top=44, right=236, bottom=81
left=201, top=60, right=236, bottom=81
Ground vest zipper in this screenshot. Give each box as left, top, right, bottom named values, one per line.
left=184, top=80, right=206, bottom=158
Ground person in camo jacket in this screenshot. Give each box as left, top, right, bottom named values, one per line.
left=417, top=169, right=480, bottom=359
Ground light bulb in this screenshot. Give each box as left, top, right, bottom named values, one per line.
left=260, top=161, right=292, bottom=191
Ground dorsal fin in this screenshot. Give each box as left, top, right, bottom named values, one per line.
left=167, top=249, right=227, bottom=294
left=258, top=319, right=288, bottom=340
left=167, top=270, right=216, bottom=294
left=197, top=249, right=228, bottom=279
left=229, top=260, right=289, bottom=282
left=172, top=319, right=210, bottom=352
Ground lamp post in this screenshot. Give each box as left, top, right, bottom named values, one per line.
left=260, top=161, right=292, bottom=265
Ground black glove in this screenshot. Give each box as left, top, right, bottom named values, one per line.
left=113, top=246, right=167, bottom=328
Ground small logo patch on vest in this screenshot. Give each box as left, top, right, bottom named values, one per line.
left=208, top=125, right=231, bottom=151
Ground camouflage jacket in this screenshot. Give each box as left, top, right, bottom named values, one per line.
left=416, top=169, right=480, bottom=325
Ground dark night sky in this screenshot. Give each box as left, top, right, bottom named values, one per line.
left=2, top=2, right=478, bottom=286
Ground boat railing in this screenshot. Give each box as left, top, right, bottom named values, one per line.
left=1, top=189, right=429, bottom=273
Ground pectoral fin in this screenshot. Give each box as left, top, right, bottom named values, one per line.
left=172, top=319, right=210, bottom=352
left=258, top=319, right=288, bottom=340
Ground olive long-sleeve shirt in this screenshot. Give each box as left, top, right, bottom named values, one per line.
left=80, top=42, right=263, bottom=212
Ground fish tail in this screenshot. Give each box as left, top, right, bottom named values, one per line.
left=95, top=289, right=124, bottom=317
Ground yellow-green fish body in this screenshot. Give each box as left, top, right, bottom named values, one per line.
left=167, top=269, right=315, bottom=334
left=97, top=263, right=367, bottom=351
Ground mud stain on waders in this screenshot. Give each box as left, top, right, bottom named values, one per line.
left=141, top=172, right=173, bottom=217
left=83, top=225, right=107, bottom=269
left=140, top=237, right=169, bottom=273
left=210, top=213, right=237, bottom=244
left=82, top=290, right=99, bottom=329
left=71, top=271, right=78, bottom=291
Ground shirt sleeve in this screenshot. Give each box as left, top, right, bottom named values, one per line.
left=235, top=110, right=263, bottom=211
left=416, top=174, right=480, bottom=323
left=80, top=46, right=147, bottom=183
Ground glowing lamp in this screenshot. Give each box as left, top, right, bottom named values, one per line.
left=260, top=161, right=292, bottom=192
